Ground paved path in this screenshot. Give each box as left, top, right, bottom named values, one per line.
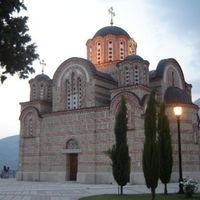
left=0, top=179, right=180, bottom=200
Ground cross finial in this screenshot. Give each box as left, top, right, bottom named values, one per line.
left=108, top=7, right=115, bottom=26
left=39, top=59, right=46, bottom=74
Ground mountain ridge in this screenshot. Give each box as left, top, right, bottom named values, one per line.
left=0, top=135, right=19, bottom=170
left=194, top=98, right=200, bottom=106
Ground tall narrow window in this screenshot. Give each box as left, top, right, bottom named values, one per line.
left=142, top=67, right=147, bottom=86
left=32, top=84, right=36, bottom=100
left=120, top=69, right=124, bottom=86
left=77, top=77, right=82, bottom=108
left=71, top=73, right=77, bottom=109
left=24, top=114, right=35, bottom=137
left=47, top=86, right=51, bottom=101
left=66, top=80, right=71, bottom=109
left=108, top=41, right=113, bottom=62
left=97, top=43, right=101, bottom=64
left=89, top=46, right=92, bottom=60
left=120, top=41, right=125, bottom=60
left=28, top=118, right=33, bottom=136
left=125, top=67, right=130, bottom=86
left=172, top=71, right=175, bottom=86
left=134, top=66, right=139, bottom=85
left=40, top=84, right=44, bottom=100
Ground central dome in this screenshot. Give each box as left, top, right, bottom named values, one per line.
left=93, top=26, right=131, bottom=38
left=87, top=25, right=137, bottom=72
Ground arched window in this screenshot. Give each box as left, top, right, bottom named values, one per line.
left=166, top=67, right=182, bottom=88
left=66, top=139, right=78, bottom=149
left=24, top=113, right=35, bottom=137
left=66, top=73, right=83, bottom=110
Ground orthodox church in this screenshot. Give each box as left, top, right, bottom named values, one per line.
left=17, top=17, right=200, bottom=183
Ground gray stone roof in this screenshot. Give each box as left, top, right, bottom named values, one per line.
left=124, top=54, right=144, bottom=62
left=94, top=70, right=117, bottom=84
left=34, top=74, right=51, bottom=81
left=93, top=26, right=130, bottom=38
left=164, top=87, right=192, bottom=104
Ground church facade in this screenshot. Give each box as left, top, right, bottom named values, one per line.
left=17, top=25, right=200, bottom=184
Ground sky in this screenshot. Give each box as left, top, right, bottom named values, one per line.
left=0, top=0, right=200, bottom=139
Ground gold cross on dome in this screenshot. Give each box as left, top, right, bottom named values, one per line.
left=39, top=59, right=46, bottom=74
left=108, top=7, right=115, bottom=26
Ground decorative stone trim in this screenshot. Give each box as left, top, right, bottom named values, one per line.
left=61, top=149, right=81, bottom=154
left=23, top=135, right=36, bottom=139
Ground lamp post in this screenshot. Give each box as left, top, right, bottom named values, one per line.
left=173, top=106, right=184, bottom=194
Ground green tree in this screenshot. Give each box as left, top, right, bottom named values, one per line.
left=107, top=96, right=129, bottom=195
left=158, top=102, right=173, bottom=194
left=142, top=90, right=159, bottom=200
left=0, top=0, right=38, bottom=83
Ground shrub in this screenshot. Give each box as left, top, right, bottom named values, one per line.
left=180, top=177, right=199, bottom=197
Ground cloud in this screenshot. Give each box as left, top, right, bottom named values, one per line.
left=142, top=0, right=200, bottom=99
left=147, top=0, right=200, bottom=32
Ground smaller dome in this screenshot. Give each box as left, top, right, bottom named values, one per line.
left=124, top=54, right=144, bottom=61
left=94, top=26, right=130, bottom=38
left=34, top=73, right=50, bottom=81
left=164, top=87, right=192, bottom=105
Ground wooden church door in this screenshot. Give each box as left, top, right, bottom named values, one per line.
left=69, top=154, right=78, bottom=180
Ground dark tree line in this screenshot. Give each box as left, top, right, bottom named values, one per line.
left=107, top=92, right=172, bottom=198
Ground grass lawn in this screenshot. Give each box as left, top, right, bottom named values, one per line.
left=79, top=193, right=200, bottom=200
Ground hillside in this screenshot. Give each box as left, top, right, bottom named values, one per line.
left=194, top=98, right=200, bottom=106
left=0, top=135, right=19, bottom=170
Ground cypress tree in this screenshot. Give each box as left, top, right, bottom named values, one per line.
left=142, top=90, right=159, bottom=200
left=107, top=96, right=129, bottom=195
left=158, top=103, right=173, bottom=194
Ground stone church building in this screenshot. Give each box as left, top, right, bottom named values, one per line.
left=17, top=24, right=200, bottom=184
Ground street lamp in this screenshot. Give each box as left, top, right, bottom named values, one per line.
left=173, top=106, right=184, bottom=194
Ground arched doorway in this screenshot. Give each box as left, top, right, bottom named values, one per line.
left=65, top=139, right=80, bottom=181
